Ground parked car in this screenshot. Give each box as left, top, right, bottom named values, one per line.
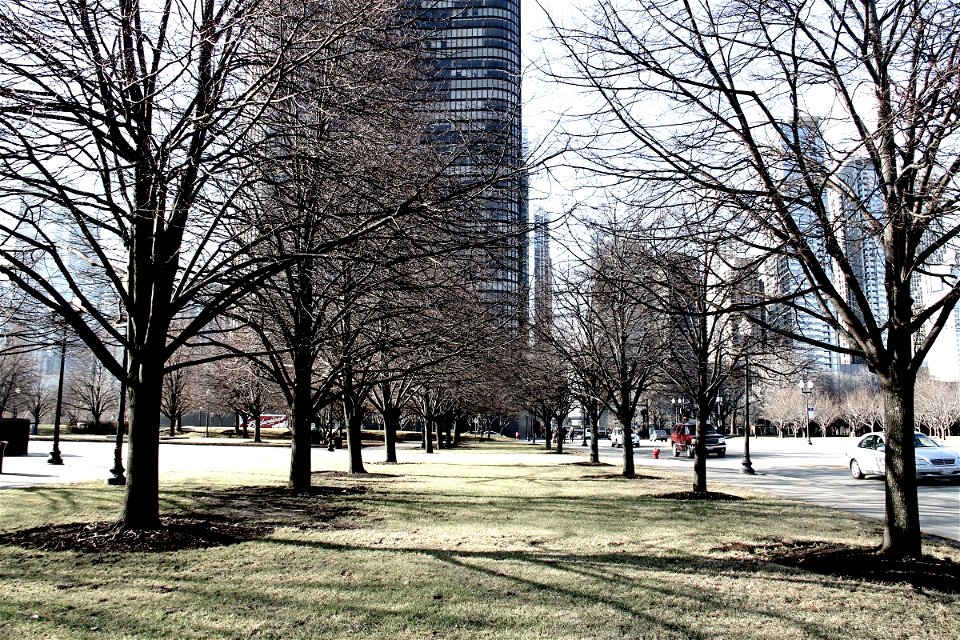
left=650, top=429, right=668, bottom=442
left=610, top=427, right=640, bottom=448
left=670, top=423, right=726, bottom=458
left=847, top=432, right=960, bottom=480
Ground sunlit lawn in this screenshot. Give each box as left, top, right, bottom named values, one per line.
left=1, top=443, right=958, bottom=639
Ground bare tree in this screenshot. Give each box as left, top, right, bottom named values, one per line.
left=67, top=357, right=118, bottom=426
left=915, top=374, right=960, bottom=439
left=552, top=229, right=663, bottom=477
left=843, top=383, right=885, bottom=436
left=760, top=385, right=801, bottom=437
left=161, top=361, right=196, bottom=438
left=0, top=352, right=32, bottom=416
left=23, top=375, right=54, bottom=428
left=0, top=0, right=426, bottom=528
left=550, top=0, right=960, bottom=558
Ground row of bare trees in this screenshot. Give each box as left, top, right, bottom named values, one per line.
left=759, top=374, right=960, bottom=440
left=539, top=0, right=960, bottom=559
left=0, top=0, right=530, bottom=529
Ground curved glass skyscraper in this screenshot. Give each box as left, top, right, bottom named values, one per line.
left=419, top=1, right=527, bottom=334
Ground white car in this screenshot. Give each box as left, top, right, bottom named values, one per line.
left=847, top=432, right=960, bottom=480
left=610, top=427, right=640, bottom=448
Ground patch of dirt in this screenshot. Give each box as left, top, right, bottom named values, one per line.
left=0, top=484, right=369, bottom=553
left=312, top=470, right=398, bottom=479
left=715, top=539, right=960, bottom=593
left=656, top=490, right=745, bottom=501
left=581, top=473, right=662, bottom=480
left=0, top=517, right=270, bottom=553
left=565, top=461, right=614, bottom=467
left=194, top=485, right=367, bottom=529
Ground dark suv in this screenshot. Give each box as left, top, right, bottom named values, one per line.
left=670, top=423, right=726, bottom=458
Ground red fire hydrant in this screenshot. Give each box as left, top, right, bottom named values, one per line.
left=652, top=448, right=660, bottom=459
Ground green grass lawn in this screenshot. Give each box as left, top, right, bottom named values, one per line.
left=1, top=445, right=958, bottom=639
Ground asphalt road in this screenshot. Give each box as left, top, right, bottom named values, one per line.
left=3, top=435, right=958, bottom=542
left=591, top=435, right=960, bottom=542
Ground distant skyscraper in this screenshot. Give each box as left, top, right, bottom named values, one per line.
left=532, top=209, right=553, bottom=334
left=769, top=118, right=838, bottom=371
left=828, top=158, right=960, bottom=380
left=829, top=158, right=888, bottom=371
left=418, top=1, right=527, bottom=333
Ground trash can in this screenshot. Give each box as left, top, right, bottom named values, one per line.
left=0, top=418, right=29, bottom=456
left=333, top=436, right=344, bottom=449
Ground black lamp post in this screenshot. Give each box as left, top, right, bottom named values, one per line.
left=47, top=327, right=68, bottom=465
left=799, top=377, right=813, bottom=445
left=741, top=358, right=755, bottom=474
left=107, top=313, right=128, bottom=485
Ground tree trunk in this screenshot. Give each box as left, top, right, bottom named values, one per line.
left=288, top=351, right=313, bottom=492
left=425, top=415, right=434, bottom=454
left=588, top=406, right=602, bottom=464
left=254, top=415, right=262, bottom=443
left=121, top=366, right=163, bottom=529
left=880, top=373, right=921, bottom=558
left=342, top=373, right=367, bottom=474
left=383, top=406, right=400, bottom=463
left=620, top=412, right=635, bottom=478
left=346, top=409, right=365, bottom=474
left=543, top=414, right=553, bottom=450
left=444, top=414, right=454, bottom=448
left=693, top=400, right=708, bottom=494
left=555, top=410, right=570, bottom=454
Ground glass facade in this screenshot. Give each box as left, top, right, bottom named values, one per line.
left=418, top=1, right=527, bottom=334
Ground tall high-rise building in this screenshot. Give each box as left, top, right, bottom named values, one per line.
left=768, top=118, right=838, bottom=371
left=418, top=0, right=527, bottom=334
left=532, top=209, right=553, bottom=334
left=828, top=158, right=960, bottom=380
left=829, top=158, right=888, bottom=371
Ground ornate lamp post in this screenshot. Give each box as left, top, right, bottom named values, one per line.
left=107, top=309, right=128, bottom=485
left=742, top=358, right=755, bottom=474
left=671, top=397, right=683, bottom=423
left=799, top=376, right=813, bottom=445
left=47, top=322, right=69, bottom=465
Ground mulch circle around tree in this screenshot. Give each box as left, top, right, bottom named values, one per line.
left=0, top=518, right=270, bottom=553
left=0, top=484, right=369, bottom=554
left=715, top=539, right=960, bottom=593
left=581, top=472, right=663, bottom=481
left=656, top=490, right=745, bottom=501
left=565, top=461, right=614, bottom=467
left=312, top=470, right=398, bottom=480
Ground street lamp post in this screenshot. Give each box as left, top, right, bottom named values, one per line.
left=742, top=359, right=755, bottom=474
left=107, top=311, right=128, bottom=485
left=799, top=377, right=813, bottom=445
left=47, top=327, right=68, bottom=465
left=107, top=339, right=128, bottom=484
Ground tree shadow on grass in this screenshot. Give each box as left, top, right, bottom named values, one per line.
left=2, top=483, right=957, bottom=596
